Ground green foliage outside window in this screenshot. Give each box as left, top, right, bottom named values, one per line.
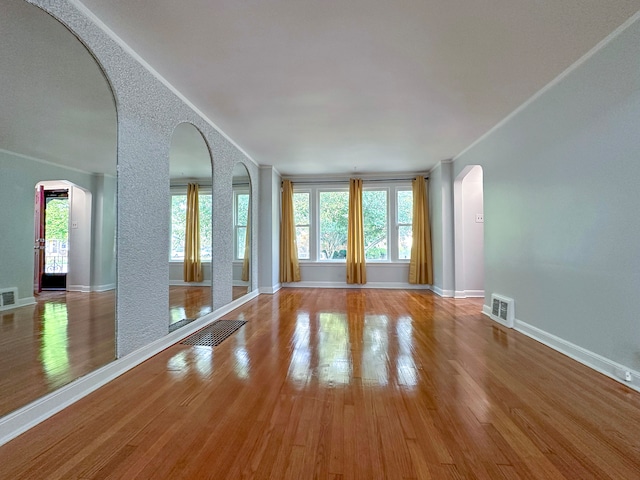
left=170, top=194, right=212, bottom=260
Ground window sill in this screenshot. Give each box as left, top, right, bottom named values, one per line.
left=298, top=261, right=410, bottom=267
left=169, top=260, right=212, bottom=264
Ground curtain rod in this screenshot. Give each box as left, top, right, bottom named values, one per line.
left=283, top=176, right=428, bottom=185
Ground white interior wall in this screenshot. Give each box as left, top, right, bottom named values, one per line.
left=271, top=168, right=281, bottom=289
left=293, top=263, right=425, bottom=289
left=453, top=13, right=640, bottom=380
left=462, top=168, right=484, bottom=294
left=67, top=185, right=92, bottom=291
left=169, top=262, right=212, bottom=284
left=91, top=174, right=116, bottom=291
left=429, top=161, right=455, bottom=297
left=0, top=157, right=101, bottom=304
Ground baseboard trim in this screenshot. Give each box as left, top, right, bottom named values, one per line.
left=431, top=286, right=454, bottom=297
left=482, top=307, right=640, bottom=394
left=67, top=284, right=91, bottom=293
left=259, top=283, right=282, bottom=295
left=92, top=283, right=115, bottom=292
left=281, top=281, right=431, bottom=290
left=0, top=291, right=258, bottom=447
left=20, top=297, right=36, bottom=307
left=455, top=289, right=484, bottom=298
left=169, top=280, right=212, bottom=287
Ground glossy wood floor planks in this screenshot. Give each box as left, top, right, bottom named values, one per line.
left=0, top=290, right=116, bottom=417
left=1, top=288, right=639, bottom=479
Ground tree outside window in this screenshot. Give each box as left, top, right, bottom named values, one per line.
left=397, top=190, right=413, bottom=259
left=319, top=191, right=348, bottom=260
left=362, top=190, right=388, bottom=260
left=235, top=192, right=250, bottom=260
left=170, top=193, right=212, bottom=261
left=293, top=192, right=310, bottom=259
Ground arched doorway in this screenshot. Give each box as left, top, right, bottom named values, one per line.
left=454, top=165, right=484, bottom=298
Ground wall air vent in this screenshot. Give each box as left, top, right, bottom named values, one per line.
left=0, top=288, right=18, bottom=311
left=490, top=294, right=514, bottom=328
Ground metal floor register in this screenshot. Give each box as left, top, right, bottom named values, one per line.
left=181, top=320, right=247, bottom=347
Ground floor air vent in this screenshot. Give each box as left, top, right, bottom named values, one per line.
left=0, top=288, right=18, bottom=311
left=181, top=320, right=247, bottom=347
left=490, top=294, right=514, bottom=328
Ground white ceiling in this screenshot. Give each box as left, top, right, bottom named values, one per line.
left=76, top=0, right=640, bottom=176
left=3, top=1, right=640, bottom=178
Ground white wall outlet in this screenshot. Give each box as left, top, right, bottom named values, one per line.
left=71, top=221, right=78, bottom=229
left=624, top=371, right=633, bottom=382
left=475, top=213, right=484, bottom=223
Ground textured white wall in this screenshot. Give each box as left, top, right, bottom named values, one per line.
left=453, top=14, right=640, bottom=371
left=28, top=0, right=260, bottom=356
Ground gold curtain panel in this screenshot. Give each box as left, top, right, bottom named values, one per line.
left=184, top=183, right=203, bottom=283
left=346, top=178, right=366, bottom=284
left=409, top=177, right=433, bottom=284
left=279, top=179, right=301, bottom=282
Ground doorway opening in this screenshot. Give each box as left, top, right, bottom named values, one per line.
left=34, top=180, right=92, bottom=294
left=42, top=189, right=69, bottom=290
left=454, top=165, right=485, bottom=298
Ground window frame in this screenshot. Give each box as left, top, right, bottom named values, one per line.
left=292, top=190, right=311, bottom=260
left=362, top=186, right=390, bottom=263
left=291, top=181, right=412, bottom=263
left=169, top=186, right=213, bottom=263
left=395, top=188, right=413, bottom=262
left=317, top=188, right=350, bottom=262
left=233, top=188, right=250, bottom=261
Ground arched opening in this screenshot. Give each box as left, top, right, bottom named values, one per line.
left=168, top=122, right=213, bottom=331
left=232, top=163, right=252, bottom=300
left=0, top=0, right=117, bottom=417
left=454, top=165, right=484, bottom=298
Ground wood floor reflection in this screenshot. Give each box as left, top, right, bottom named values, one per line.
left=2, top=286, right=230, bottom=418
left=0, top=290, right=115, bottom=418
left=1, top=289, right=639, bottom=479
left=169, top=286, right=212, bottom=325
left=168, top=286, right=250, bottom=326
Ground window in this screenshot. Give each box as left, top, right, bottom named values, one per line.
left=234, top=191, right=250, bottom=260
left=293, top=192, right=310, bottom=259
left=290, top=182, right=413, bottom=262
left=363, top=190, right=388, bottom=260
left=170, top=192, right=212, bottom=261
left=397, top=190, right=413, bottom=259
left=319, top=191, right=349, bottom=259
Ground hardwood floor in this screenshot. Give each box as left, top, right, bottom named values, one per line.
left=169, top=286, right=212, bottom=324
left=0, top=290, right=115, bottom=418
left=1, top=289, right=639, bottom=479
left=168, top=286, right=250, bottom=325
left=0, top=286, right=213, bottom=418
